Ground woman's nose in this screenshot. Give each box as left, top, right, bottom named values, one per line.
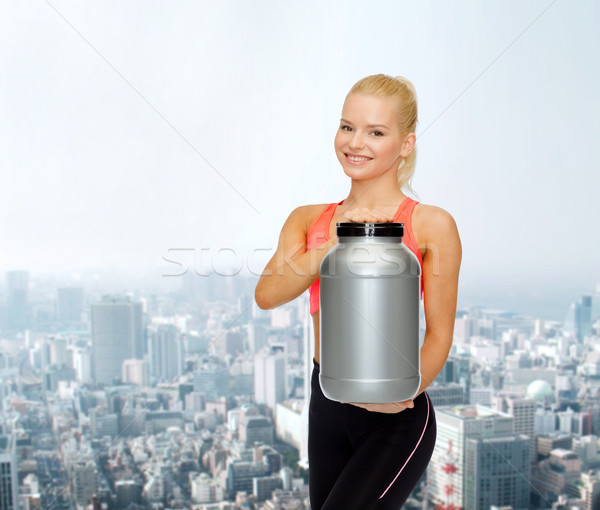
left=349, top=132, right=365, bottom=150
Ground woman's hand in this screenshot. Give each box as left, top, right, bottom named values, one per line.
left=341, top=400, right=414, bottom=414
left=343, top=208, right=395, bottom=223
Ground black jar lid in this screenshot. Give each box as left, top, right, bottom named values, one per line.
left=336, top=222, right=404, bottom=237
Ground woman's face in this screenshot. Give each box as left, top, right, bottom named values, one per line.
left=334, top=93, right=407, bottom=180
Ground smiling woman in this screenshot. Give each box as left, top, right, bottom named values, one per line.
left=255, top=73, right=462, bottom=509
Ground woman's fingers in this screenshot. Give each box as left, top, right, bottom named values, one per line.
left=344, top=208, right=394, bottom=223
left=344, top=401, right=413, bottom=414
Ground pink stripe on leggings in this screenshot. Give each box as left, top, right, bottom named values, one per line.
left=379, top=392, right=431, bottom=499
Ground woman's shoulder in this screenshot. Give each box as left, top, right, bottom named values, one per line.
left=413, top=202, right=460, bottom=244
left=288, top=202, right=334, bottom=231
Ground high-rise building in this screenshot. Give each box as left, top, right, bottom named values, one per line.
left=465, top=435, right=530, bottom=509
left=147, top=324, right=183, bottom=382
left=0, top=434, right=17, bottom=510
left=247, top=323, right=268, bottom=353
left=71, top=345, right=93, bottom=384
left=5, top=270, right=29, bottom=331
left=190, top=472, right=223, bottom=503
left=253, top=475, right=283, bottom=502
left=254, top=346, right=286, bottom=411
left=437, top=354, right=471, bottom=403
left=426, top=383, right=466, bottom=407
left=57, top=287, right=84, bottom=324
left=565, top=294, right=594, bottom=342
left=237, top=294, right=253, bottom=325
left=193, top=359, right=230, bottom=401
left=492, top=394, right=536, bottom=462
left=70, top=456, right=96, bottom=507
left=226, top=461, right=269, bottom=500
left=428, top=405, right=531, bottom=510
left=48, top=336, right=69, bottom=367
left=531, top=448, right=582, bottom=501
left=91, top=295, right=143, bottom=385
left=579, top=471, right=600, bottom=510
left=122, top=359, right=150, bottom=386
left=239, top=415, right=274, bottom=446
left=213, top=330, right=245, bottom=358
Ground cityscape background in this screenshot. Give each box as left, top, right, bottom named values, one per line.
left=1, top=1, right=600, bottom=509
left=1, top=0, right=599, bottom=320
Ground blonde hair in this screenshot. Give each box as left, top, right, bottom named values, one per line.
left=349, top=74, right=419, bottom=199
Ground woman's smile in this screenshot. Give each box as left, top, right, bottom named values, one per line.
left=344, top=152, right=373, bottom=165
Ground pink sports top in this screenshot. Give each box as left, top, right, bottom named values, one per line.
left=306, top=197, right=424, bottom=316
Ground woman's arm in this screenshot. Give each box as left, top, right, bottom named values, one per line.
left=254, top=205, right=337, bottom=310
left=416, top=206, right=462, bottom=395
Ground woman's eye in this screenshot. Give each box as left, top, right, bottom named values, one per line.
left=340, top=125, right=353, bottom=132
left=371, top=131, right=383, bottom=137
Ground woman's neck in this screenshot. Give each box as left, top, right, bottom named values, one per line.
left=343, top=186, right=407, bottom=210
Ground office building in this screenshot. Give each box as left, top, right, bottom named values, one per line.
left=426, top=383, right=466, bottom=407
left=57, top=287, right=84, bottom=324
left=122, top=359, right=150, bottom=386
left=193, top=360, right=229, bottom=401
left=147, top=324, right=183, bottom=382
left=226, top=461, right=269, bottom=500
left=437, top=354, right=471, bottom=403
left=531, top=448, right=582, bottom=501
left=70, top=456, right=96, bottom=507
left=91, top=295, right=143, bottom=385
left=428, top=405, right=531, bottom=510
left=254, top=346, right=286, bottom=411
left=565, top=294, right=594, bottom=342
left=190, top=472, right=224, bottom=503
left=239, top=415, right=274, bottom=446
left=493, top=394, right=536, bottom=461
left=0, top=434, right=17, bottom=510
left=48, top=336, right=69, bottom=367
left=579, top=471, right=600, bottom=510
left=465, top=435, right=530, bottom=509
left=5, top=270, right=29, bottom=331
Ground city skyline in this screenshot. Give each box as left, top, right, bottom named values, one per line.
left=1, top=1, right=599, bottom=324
left=2, top=265, right=600, bottom=508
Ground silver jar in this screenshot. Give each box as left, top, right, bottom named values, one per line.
left=319, top=222, right=421, bottom=403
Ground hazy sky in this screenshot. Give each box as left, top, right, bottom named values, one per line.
left=1, top=1, right=598, bottom=319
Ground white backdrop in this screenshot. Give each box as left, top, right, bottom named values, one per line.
left=1, top=0, right=598, bottom=319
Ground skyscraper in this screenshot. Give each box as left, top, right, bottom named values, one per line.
left=193, top=359, right=230, bottom=401
left=0, top=434, right=17, bottom=510
left=565, top=294, right=594, bottom=342
left=254, top=346, right=286, bottom=411
left=428, top=405, right=531, bottom=510
left=57, top=287, right=84, bottom=324
left=147, top=324, right=183, bottom=382
left=437, top=354, right=471, bottom=403
left=5, top=270, right=29, bottom=331
left=91, top=295, right=143, bottom=385
left=464, top=435, right=530, bottom=509
left=492, top=393, right=536, bottom=462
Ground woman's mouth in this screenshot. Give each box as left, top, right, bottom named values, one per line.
left=345, top=153, right=373, bottom=165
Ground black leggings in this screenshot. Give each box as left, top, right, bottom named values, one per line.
left=308, top=360, right=436, bottom=510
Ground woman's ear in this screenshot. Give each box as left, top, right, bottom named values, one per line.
left=400, top=133, right=417, bottom=158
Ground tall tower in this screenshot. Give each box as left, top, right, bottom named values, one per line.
left=254, top=345, right=287, bottom=411
left=564, top=294, right=593, bottom=342
left=147, top=324, right=183, bottom=382
left=5, top=270, right=29, bottom=331
left=91, top=295, right=143, bottom=385
left=492, top=394, right=536, bottom=462
left=0, top=434, right=17, bottom=510
left=193, top=359, right=230, bottom=401
left=57, top=287, right=84, bottom=324
left=428, top=405, right=531, bottom=510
